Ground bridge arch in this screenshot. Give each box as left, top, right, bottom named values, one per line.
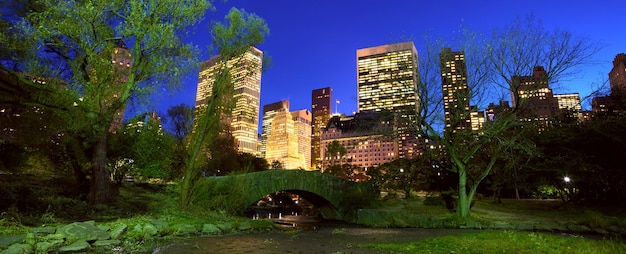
left=203, top=170, right=374, bottom=220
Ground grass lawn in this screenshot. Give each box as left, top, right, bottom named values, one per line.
left=369, top=230, right=626, bottom=254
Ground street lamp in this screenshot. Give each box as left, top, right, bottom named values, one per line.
left=563, top=176, right=571, bottom=183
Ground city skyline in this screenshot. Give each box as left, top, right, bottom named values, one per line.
left=144, top=1, right=625, bottom=131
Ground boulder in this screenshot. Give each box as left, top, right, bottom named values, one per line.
left=142, top=223, right=158, bottom=236
left=109, top=224, right=128, bottom=239
left=201, top=224, right=222, bottom=235
left=237, top=221, right=253, bottom=231
left=57, top=222, right=109, bottom=244
left=35, top=240, right=64, bottom=253
left=58, top=240, right=90, bottom=253
left=172, top=224, right=198, bottom=236
left=0, top=243, right=32, bottom=254
left=0, top=236, right=25, bottom=249
left=92, top=239, right=121, bottom=248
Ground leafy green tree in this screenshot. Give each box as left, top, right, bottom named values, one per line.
left=164, top=104, right=194, bottom=177
left=180, top=8, right=268, bottom=208
left=324, top=140, right=347, bottom=169
left=1, top=0, right=211, bottom=205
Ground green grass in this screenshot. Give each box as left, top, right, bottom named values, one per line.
left=368, top=231, right=626, bottom=254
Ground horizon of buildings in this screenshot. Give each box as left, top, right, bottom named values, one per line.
left=193, top=42, right=625, bottom=173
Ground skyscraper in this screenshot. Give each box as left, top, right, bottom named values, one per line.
left=261, top=100, right=289, bottom=157
left=440, top=48, right=470, bottom=132
left=356, top=42, right=420, bottom=158
left=264, top=102, right=311, bottom=170
left=609, top=53, right=626, bottom=96
left=554, top=93, right=582, bottom=120
left=108, top=40, right=133, bottom=133
left=511, top=66, right=559, bottom=119
left=311, top=87, right=332, bottom=170
left=195, top=47, right=263, bottom=155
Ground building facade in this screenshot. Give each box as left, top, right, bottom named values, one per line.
left=356, top=42, right=420, bottom=158
left=311, top=87, right=332, bottom=170
left=554, top=93, right=582, bottom=121
left=609, top=53, right=626, bottom=96
left=261, top=100, right=289, bottom=157
left=320, top=112, right=396, bottom=173
left=440, top=48, right=471, bottom=132
left=264, top=104, right=312, bottom=170
left=195, top=47, right=263, bottom=155
left=511, top=66, right=559, bottom=122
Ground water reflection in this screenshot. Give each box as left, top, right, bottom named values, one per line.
left=244, top=191, right=321, bottom=230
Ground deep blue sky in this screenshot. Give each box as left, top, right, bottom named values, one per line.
left=144, top=0, right=625, bottom=122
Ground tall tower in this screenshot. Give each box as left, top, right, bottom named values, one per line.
left=195, top=47, right=263, bottom=155
left=261, top=100, right=289, bottom=157
left=264, top=104, right=311, bottom=170
left=291, top=109, right=312, bottom=170
left=356, top=41, right=420, bottom=158
left=609, top=53, right=626, bottom=96
left=311, top=87, right=332, bottom=170
left=440, top=48, right=470, bottom=132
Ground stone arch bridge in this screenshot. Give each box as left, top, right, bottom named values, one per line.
left=198, top=170, right=375, bottom=220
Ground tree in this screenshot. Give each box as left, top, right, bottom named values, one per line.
left=0, top=0, right=210, bottom=205
left=324, top=140, right=346, bottom=169
left=180, top=8, right=268, bottom=208
left=412, top=16, right=599, bottom=217
left=164, top=104, right=194, bottom=177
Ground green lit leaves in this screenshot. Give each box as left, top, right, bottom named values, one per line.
left=211, top=8, right=269, bottom=60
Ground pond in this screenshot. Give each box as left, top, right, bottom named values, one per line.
left=152, top=222, right=478, bottom=254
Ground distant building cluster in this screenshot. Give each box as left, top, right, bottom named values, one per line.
left=193, top=43, right=626, bottom=176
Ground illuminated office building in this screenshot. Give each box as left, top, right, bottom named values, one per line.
left=261, top=100, right=289, bottom=157
left=195, top=47, right=263, bottom=155
left=356, top=42, right=420, bottom=158
left=264, top=103, right=311, bottom=170
left=511, top=66, right=559, bottom=120
left=320, top=112, right=396, bottom=177
left=554, top=93, right=582, bottom=120
left=440, top=48, right=471, bottom=132
left=311, top=87, right=332, bottom=170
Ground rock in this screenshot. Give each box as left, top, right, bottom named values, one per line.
left=567, top=224, right=592, bottom=234
left=237, top=221, right=253, bottom=231
left=57, top=222, right=109, bottom=244
left=142, top=223, right=158, bottom=236
left=97, top=224, right=111, bottom=232
left=201, top=224, right=221, bottom=235
left=173, top=224, right=198, bottom=236
left=109, top=224, right=128, bottom=239
left=463, top=219, right=482, bottom=229
left=491, top=221, right=513, bottom=230
left=92, top=239, right=121, bottom=248
left=0, top=243, right=32, bottom=254
left=43, top=233, right=65, bottom=241
left=594, top=228, right=610, bottom=235
left=0, top=236, right=25, bottom=249
left=35, top=240, right=64, bottom=253
left=58, top=240, right=90, bottom=253
left=216, top=223, right=233, bottom=234
left=29, top=227, right=56, bottom=235
left=151, top=219, right=169, bottom=231
left=23, top=233, right=35, bottom=246
left=514, top=222, right=535, bottom=231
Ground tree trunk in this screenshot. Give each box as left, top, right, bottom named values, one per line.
left=88, top=136, right=111, bottom=205
left=457, top=167, right=470, bottom=217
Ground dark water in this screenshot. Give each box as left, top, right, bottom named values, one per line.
left=152, top=223, right=478, bottom=254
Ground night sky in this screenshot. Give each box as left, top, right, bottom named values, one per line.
left=142, top=0, right=625, bottom=124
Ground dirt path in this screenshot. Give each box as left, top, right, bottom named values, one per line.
left=153, top=224, right=478, bottom=254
